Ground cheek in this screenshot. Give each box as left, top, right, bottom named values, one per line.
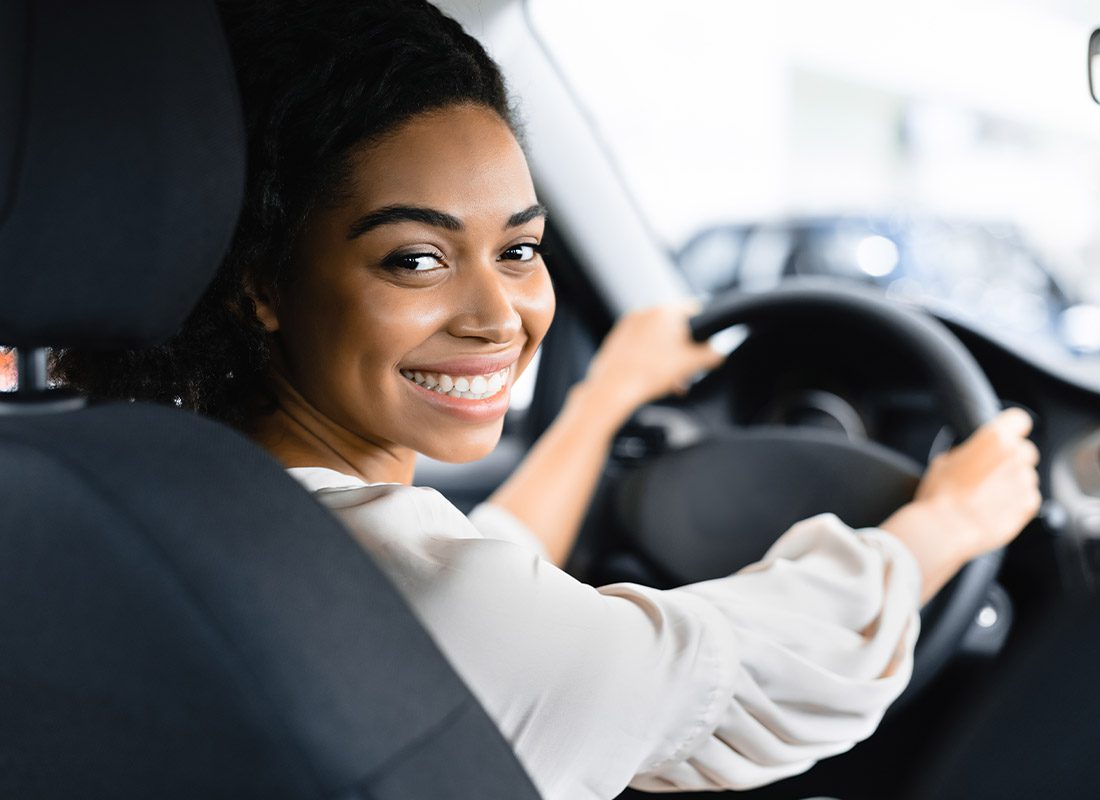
left=515, top=267, right=556, bottom=372
left=364, top=289, right=450, bottom=351
left=324, top=281, right=455, bottom=381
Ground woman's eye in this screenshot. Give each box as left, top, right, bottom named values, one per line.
left=500, top=243, right=542, bottom=263
left=383, top=252, right=446, bottom=272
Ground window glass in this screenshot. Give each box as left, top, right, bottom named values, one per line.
left=529, top=0, right=1100, bottom=369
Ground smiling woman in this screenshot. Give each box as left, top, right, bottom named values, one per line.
left=246, top=104, right=554, bottom=474
left=54, top=1, right=1041, bottom=799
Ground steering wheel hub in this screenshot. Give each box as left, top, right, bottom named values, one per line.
left=618, top=427, right=922, bottom=581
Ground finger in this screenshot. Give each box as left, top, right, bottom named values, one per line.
left=680, top=298, right=704, bottom=315
left=992, top=407, right=1034, bottom=440
left=665, top=298, right=703, bottom=320
left=697, top=341, right=728, bottom=371
left=1009, top=471, right=1038, bottom=501
left=1012, top=488, right=1043, bottom=525
left=996, top=450, right=1039, bottom=479
left=1020, top=462, right=1038, bottom=488
left=962, top=408, right=1032, bottom=463
left=681, top=345, right=725, bottom=382
left=1026, top=487, right=1043, bottom=516
left=1018, top=439, right=1041, bottom=467
left=985, top=456, right=1034, bottom=494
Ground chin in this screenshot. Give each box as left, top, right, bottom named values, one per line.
left=414, top=424, right=504, bottom=464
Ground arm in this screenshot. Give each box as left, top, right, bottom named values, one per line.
left=487, top=303, right=725, bottom=565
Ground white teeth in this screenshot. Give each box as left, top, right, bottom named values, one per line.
left=401, top=365, right=510, bottom=400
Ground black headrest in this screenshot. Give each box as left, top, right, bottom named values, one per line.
left=0, top=0, right=244, bottom=350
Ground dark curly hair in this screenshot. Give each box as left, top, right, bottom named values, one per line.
left=56, top=0, right=517, bottom=428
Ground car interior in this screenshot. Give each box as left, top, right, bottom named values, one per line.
left=5, top=0, right=1100, bottom=798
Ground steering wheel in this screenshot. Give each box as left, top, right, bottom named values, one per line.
left=613, top=282, right=1003, bottom=700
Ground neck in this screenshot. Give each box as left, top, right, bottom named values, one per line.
left=249, top=369, right=416, bottom=485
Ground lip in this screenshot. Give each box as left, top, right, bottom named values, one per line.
left=400, top=363, right=514, bottom=423
left=399, top=348, right=522, bottom=378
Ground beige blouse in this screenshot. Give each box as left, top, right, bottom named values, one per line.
left=288, top=467, right=921, bottom=800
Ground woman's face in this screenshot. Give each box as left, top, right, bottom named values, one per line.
left=262, top=104, right=555, bottom=464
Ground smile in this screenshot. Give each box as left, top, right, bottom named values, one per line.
left=400, top=367, right=509, bottom=400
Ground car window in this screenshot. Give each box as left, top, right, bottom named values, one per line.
left=528, top=0, right=1100, bottom=370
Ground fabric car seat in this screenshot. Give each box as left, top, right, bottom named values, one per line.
left=0, top=1, right=541, bottom=797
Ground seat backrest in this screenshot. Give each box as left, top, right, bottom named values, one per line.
left=0, top=2, right=541, bottom=797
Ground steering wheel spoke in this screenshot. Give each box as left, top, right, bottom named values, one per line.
left=618, top=427, right=922, bottom=582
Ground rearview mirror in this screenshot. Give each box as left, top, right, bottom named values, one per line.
left=1091, top=28, right=1100, bottom=104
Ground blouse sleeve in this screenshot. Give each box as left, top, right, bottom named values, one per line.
left=467, top=501, right=551, bottom=560
left=313, top=483, right=921, bottom=800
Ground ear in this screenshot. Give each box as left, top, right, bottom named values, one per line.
left=244, top=276, right=280, bottom=333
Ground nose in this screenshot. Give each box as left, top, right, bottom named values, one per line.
left=446, top=261, right=523, bottom=344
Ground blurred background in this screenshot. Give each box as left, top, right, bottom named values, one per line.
left=529, top=0, right=1100, bottom=377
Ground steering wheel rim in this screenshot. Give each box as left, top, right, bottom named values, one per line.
left=629, top=281, right=1003, bottom=701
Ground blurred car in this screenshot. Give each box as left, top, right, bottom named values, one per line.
left=677, top=215, right=1100, bottom=363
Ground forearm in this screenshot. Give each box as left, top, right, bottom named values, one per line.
left=487, top=380, right=629, bottom=565
left=878, top=499, right=977, bottom=604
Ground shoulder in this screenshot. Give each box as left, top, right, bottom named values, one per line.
left=287, top=466, right=451, bottom=519
left=286, top=466, right=485, bottom=566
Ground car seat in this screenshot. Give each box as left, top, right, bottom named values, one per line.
left=0, top=1, right=541, bottom=797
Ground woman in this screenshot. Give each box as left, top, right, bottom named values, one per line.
left=58, top=1, right=1041, bottom=797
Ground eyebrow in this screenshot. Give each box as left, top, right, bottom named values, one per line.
left=506, top=203, right=548, bottom=228
left=347, top=203, right=547, bottom=240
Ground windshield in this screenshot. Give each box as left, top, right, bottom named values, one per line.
left=529, top=0, right=1100, bottom=374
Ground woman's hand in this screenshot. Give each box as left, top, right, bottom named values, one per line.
left=581, top=302, right=727, bottom=426
left=880, top=408, right=1042, bottom=602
